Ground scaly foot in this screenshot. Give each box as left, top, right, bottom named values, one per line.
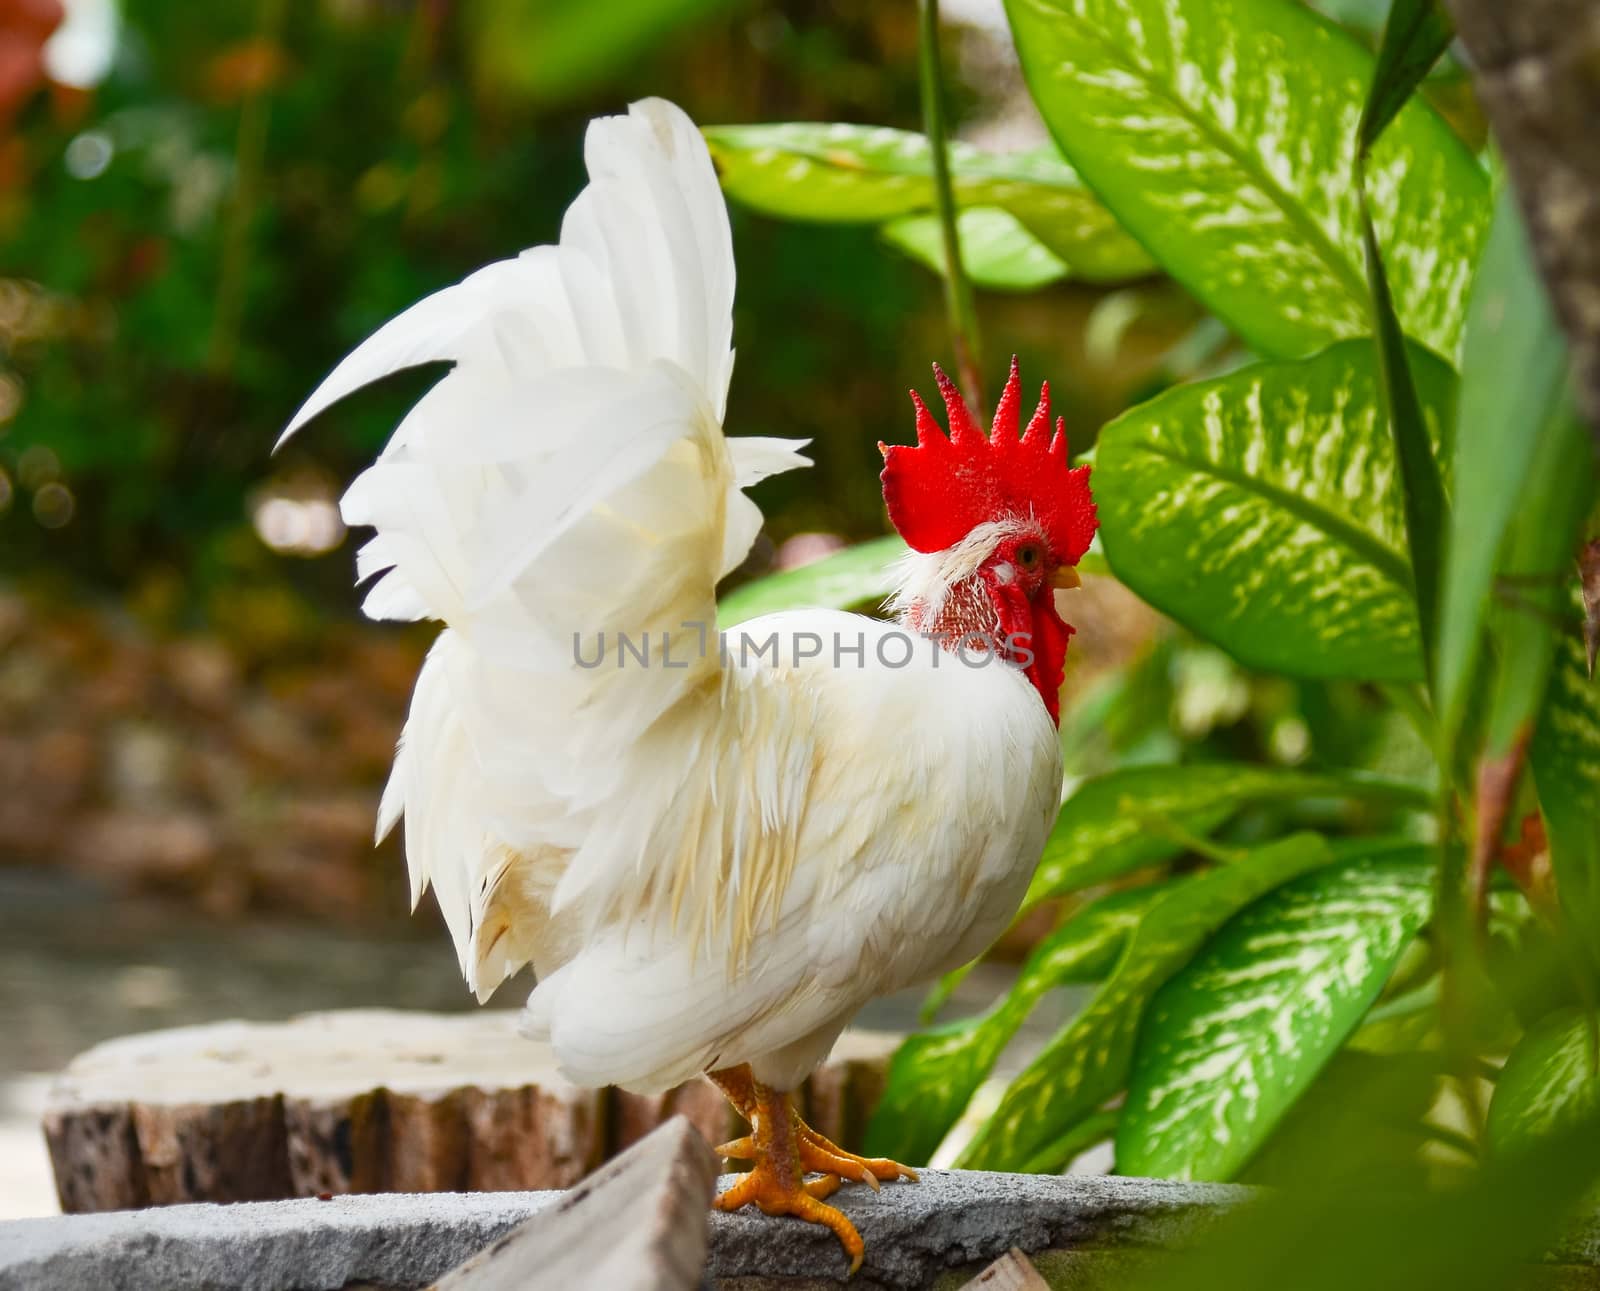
left=709, top=1075, right=865, bottom=1274
left=710, top=1063, right=919, bottom=1190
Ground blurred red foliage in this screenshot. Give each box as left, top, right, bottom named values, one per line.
left=0, top=0, right=60, bottom=127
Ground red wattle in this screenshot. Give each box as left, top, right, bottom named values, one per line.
left=992, top=585, right=1073, bottom=726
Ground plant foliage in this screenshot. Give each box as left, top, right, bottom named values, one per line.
left=715, top=0, right=1598, bottom=1196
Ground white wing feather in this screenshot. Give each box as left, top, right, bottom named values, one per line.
left=285, top=98, right=808, bottom=1000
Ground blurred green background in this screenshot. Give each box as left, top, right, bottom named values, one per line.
left=0, top=0, right=1211, bottom=924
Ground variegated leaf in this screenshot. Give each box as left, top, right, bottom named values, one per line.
left=1117, top=850, right=1433, bottom=1180
left=882, top=207, right=1070, bottom=291
left=1095, top=338, right=1457, bottom=682
left=1029, top=761, right=1432, bottom=904
left=866, top=883, right=1169, bottom=1165
left=702, top=122, right=1153, bottom=281
left=958, top=833, right=1337, bottom=1172
left=1004, top=0, right=1490, bottom=358
left=716, top=536, right=906, bottom=629
left=1487, top=1008, right=1600, bottom=1156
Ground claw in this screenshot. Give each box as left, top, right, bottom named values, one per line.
left=796, top=1121, right=917, bottom=1187
left=801, top=1135, right=881, bottom=1190
left=714, top=1135, right=754, bottom=1159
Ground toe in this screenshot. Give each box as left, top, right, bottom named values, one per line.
left=804, top=1173, right=843, bottom=1201
left=790, top=1194, right=864, bottom=1275
left=712, top=1173, right=758, bottom=1212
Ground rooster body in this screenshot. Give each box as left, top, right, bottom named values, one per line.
left=286, top=97, right=1093, bottom=1270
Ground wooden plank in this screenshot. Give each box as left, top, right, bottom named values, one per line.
left=958, top=1247, right=1052, bottom=1291
left=430, top=1117, right=716, bottom=1291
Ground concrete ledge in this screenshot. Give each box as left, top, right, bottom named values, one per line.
left=0, top=1170, right=1244, bottom=1291
left=10, top=1166, right=1600, bottom=1291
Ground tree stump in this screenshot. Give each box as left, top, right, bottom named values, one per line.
left=40, top=1009, right=899, bottom=1214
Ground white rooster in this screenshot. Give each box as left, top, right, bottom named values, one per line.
left=281, top=98, right=1096, bottom=1271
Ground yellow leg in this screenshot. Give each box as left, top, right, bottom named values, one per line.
left=709, top=1065, right=920, bottom=1188
left=708, top=1070, right=866, bottom=1274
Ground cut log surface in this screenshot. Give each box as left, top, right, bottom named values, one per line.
left=41, top=1009, right=898, bottom=1214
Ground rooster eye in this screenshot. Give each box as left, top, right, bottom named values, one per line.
left=1015, top=543, right=1042, bottom=570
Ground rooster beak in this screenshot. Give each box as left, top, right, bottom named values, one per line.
left=1051, top=564, right=1082, bottom=590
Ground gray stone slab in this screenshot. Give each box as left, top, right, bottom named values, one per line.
left=0, top=1190, right=554, bottom=1291
left=0, top=1168, right=1246, bottom=1291
left=707, top=1170, right=1247, bottom=1288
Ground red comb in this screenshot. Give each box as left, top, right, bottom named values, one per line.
left=880, top=356, right=1097, bottom=561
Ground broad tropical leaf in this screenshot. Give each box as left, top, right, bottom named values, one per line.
left=1437, top=189, right=1589, bottom=744
left=865, top=883, right=1170, bottom=1165
left=1487, top=1008, right=1600, bottom=1156
left=1004, top=0, right=1489, bottom=358
left=1095, top=339, right=1457, bottom=681
left=702, top=123, right=1153, bottom=280
left=1029, top=762, right=1432, bottom=904
left=1117, top=850, right=1433, bottom=1180
left=958, top=833, right=1337, bottom=1171
left=882, top=207, right=1070, bottom=291
left=717, top=536, right=905, bottom=628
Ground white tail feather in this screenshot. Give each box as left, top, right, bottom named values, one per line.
left=288, top=98, right=808, bottom=998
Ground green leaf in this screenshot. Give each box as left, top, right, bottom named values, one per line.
left=1355, top=0, right=1455, bottom=695
left=716, top=536, right=905, bottom=629
left=1357, top=0, right=1455, bottom=151
left=1487, top=1008, right=1600, bottom=1156
left=957, top=833, right=1339, bottom=1171
left=864, top=883, right=1168, bottom=1165
left=468, top=0, right=744, bottom=104
left=1437, top=189, right=1591, bottom=745
left=1003, top=0, right=1489, bottom=358
left=1481, top=391, right=1595, bottom=756
left=1117, top=850, right=1433, bottom=1180
left=717, top=541, right=1111, bottom=631
left=1095, top=339, right=1457, bottom=681
left=1029, top=762, right=1432, bottom=904
left=1018, top=1109, right=1121, bottom=1175
left=702, top=123, right=1154, bottom=281
left=1361, top=208, right=1449, bottom=686
left=881, top=207, right=1070, bottom=291
left=1531, top=621, right=1600, bottom=965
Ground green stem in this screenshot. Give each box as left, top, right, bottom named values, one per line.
left=1414, top=1118, right=1481, bottom=1162
left=1381, top=682, right=1437, bottom=749
left=1016, top=1110, right=1120, bottom=1175
left=918, top=0, right=985, bottom=418
left=1125, top=804, right=1243, bottom=866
